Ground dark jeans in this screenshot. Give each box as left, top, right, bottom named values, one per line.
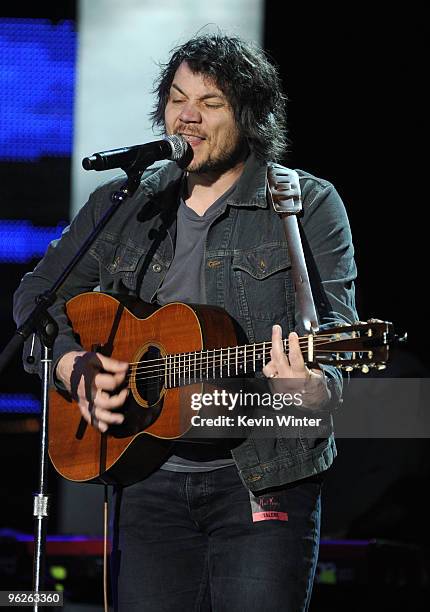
left=111, top=466, right=321, bottom=612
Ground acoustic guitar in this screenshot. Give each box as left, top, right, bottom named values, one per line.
left=48, top=292, right=395, bottom=485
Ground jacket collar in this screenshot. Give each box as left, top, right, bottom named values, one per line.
left=140, top=153, right=269, bottom=209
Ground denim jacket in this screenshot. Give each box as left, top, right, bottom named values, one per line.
left=13, top=154, right=357, bottom=492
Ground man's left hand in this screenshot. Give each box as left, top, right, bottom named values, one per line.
left=262, top=324, right=330, bottom=410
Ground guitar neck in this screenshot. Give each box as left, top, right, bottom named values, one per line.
left=164, top=337, right=311, bottom=388
left=132, top=320, right=393, bottom=390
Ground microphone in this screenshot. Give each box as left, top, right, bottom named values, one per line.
left=82, top=134, right=190, bottom=171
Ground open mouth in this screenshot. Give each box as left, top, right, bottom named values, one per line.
left=180, top=133, right=206, bottom=145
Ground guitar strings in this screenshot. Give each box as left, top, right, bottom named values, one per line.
left=124, top=349, right=368, bottom=385
left=125, top=334, right=348, bottom=370
left=128, top=346, right=342, bottom=378
left=125, top=333, right=345, bottom=366
left=128, top=338, right=352, bottom=376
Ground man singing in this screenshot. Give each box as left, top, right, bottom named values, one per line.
left=14, top=34, right=357, bottom=611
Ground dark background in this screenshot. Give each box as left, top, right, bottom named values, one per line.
left=0, top=3, right=428, bottom=607
left=263, top=1, right=429, bottom=527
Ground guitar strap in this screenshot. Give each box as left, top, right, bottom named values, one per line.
left=267, top=166, right=331, bottom=333
left=298, top=220, right=333, bottom=323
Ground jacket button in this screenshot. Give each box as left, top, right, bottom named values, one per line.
left=152, top=263, right=162, bottom=273
left=246, top=474, right=262, bottom=482
left=207, top=260, right=221, bottom=268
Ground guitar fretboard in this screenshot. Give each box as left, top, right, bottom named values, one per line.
left=128, top=322, right=386, bottom=389
left=164, top=341, right=283, bottom=388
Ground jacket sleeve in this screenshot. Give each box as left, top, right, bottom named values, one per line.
left=299, top=178, right=359, bottom=403
left=13, top=163, right=174, bottom=383
left=13, top=186, right=105, bottom=380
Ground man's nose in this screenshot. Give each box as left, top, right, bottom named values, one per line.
left=178, top=102, right=202, bottom=123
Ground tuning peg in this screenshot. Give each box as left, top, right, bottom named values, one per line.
left=361, top=365, right=370, bottom=374
left=344, top=366, right=354, bottom=372
left=377, top=364, right=386, bottom=371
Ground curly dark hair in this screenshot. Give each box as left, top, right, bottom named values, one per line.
left=150, top=34, right=288, bottom=162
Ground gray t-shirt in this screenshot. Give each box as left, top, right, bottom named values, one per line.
left=156, top=191, right=224, bottom=306
left=157, top=184, right=238, bottom=472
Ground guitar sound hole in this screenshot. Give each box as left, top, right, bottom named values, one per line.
left=135, top=345, right=164, bottom=407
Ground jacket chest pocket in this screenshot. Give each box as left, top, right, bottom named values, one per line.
left=232, top=245, right=291, bottom=321
left=90, top=233, right=146, bottom=291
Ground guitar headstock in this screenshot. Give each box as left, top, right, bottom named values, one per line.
left=312, top=319, right=402, bottom=373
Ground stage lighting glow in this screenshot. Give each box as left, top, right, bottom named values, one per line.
left=0, top=18, right=76, bottom=161
left=0, top=394, right=40, bottom=413
left=0, top=220, right=67, bottom=263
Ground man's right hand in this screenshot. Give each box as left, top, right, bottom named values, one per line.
left=55, top=351, right=129, bottom=433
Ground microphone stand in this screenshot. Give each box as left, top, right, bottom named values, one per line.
left=0, top=167, right=144, bottom=609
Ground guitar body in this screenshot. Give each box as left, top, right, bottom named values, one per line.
left=48, top=292, right=238, bottom=485
left=48, top=292, right=394, bottom=485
